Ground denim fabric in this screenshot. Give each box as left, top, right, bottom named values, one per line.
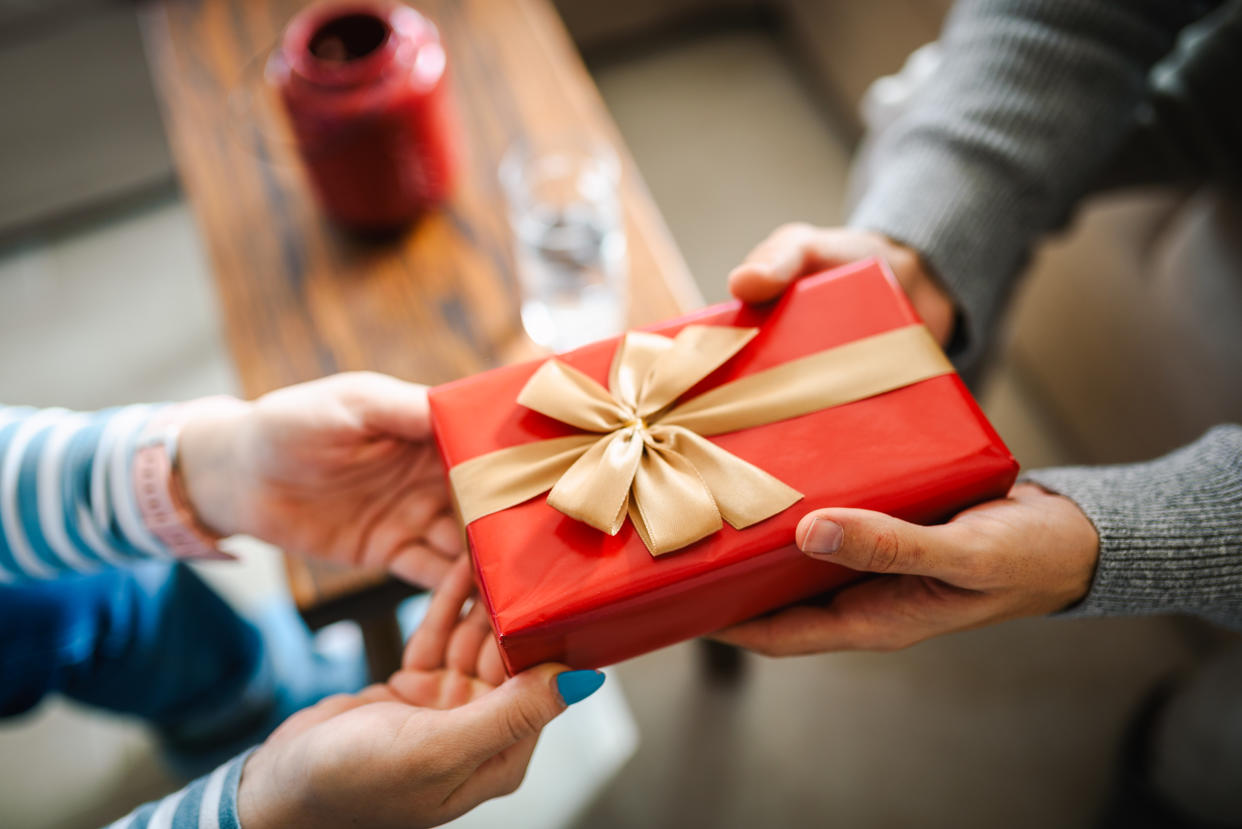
left=0, top=561, right=262, bottom=728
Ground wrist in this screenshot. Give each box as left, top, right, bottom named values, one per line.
left=177, top=396, right=254, bottom=538
left=1051, top=494, right=1101, bottom=610
left=237, top=745, right=294, bottom=829
left=1014, top=483, right=1100, bottom=610
left=870, top=233, right=957, bottom=347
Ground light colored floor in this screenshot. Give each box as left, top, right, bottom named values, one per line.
left=594, top=29, right=850, bottom=306
left=0, top=22, right=1211, bottom=829
left=0, top=194, right=234, bottom=412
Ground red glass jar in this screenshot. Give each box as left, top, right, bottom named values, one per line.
left=267, top=2, right=457, bottom=230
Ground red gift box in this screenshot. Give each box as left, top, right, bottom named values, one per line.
left=429, top=259, right=1018, bottom=673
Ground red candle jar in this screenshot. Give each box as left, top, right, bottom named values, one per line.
left=267, top=2, right=458, bottom=230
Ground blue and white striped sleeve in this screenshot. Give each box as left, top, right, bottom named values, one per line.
left=104, top=749, right=251, bottom=829
left=0, top=403, right=170, bottom=581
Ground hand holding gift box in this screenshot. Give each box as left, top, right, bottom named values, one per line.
left=430, top=259, right=1018, bottom=673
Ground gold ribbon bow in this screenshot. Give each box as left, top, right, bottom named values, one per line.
left=449, top=323, right=953, bottom=556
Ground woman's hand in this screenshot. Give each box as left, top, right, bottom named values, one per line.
left=177, top=372, right=462, bottom=586
left=728, top=224, right=957, bottom=347
left=237, top=558, right=604, bottom=829
left=714, top=484, right=1100, bottom=655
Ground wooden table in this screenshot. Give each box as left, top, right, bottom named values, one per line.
left=139, top=0, right=702, bottom=678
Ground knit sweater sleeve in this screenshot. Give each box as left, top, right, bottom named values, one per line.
left=102, top=749, right=250, bottom=829
left=1024, top=425, right=1242, bottom=631
left=848, top=0, right=1213, bottom=367
left=0, top=404, right=170, bottom=580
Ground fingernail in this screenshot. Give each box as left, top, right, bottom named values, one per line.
left=802, top=518, right=843, bottom=555
left=556, top=670, right=605, bottom=705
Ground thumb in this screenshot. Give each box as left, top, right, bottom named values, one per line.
left=339, top=371, right=432, bottom=441
left=728, top=224, right=823, bottom=303
left=796, top=508, right=980, bottom=584
left=452, top=665, right=605, bottom=761
left=729, top=224, right=875, bottom=303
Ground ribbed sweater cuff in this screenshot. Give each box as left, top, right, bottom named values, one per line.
left=848, top=153, right=1029, bottom=368
left=1022, top=425, right=1242, bottom=631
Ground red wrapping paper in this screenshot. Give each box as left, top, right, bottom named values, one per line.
left=429, top=259, right=1018, bottom=673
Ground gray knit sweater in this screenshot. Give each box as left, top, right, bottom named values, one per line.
left=848, top=0, right=1242, bottom=629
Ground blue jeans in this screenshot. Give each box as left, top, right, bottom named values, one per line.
left=0, top=561, right=263, bottom=731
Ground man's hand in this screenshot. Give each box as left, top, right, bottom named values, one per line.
left=728, top=224, right=957, bottom=347
left=714, top=484, right=1100, bottom=655
left=177, top=372, right=462, bottom=586
left=238, top=558, right=601, bottom=829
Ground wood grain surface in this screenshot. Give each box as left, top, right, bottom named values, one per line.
left=139, top=0, right=701, bottom=620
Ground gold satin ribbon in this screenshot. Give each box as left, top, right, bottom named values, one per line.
left=450, top=323, right=953, bottom=556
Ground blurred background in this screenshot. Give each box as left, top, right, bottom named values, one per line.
left=2, top=0, right=1240, bottom=827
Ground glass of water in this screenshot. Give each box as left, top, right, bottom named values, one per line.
left=500, top=135, right=628, bottom=352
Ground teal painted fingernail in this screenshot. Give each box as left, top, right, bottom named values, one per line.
left=556, top=670, right=605, bottom=705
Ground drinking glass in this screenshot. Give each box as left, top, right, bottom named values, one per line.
left=500, top=135, right=628, bottom=352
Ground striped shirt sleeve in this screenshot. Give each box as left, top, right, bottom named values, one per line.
left=103, top=748, right=251, bottom=829
left=0, top=403, right=170, bottom=581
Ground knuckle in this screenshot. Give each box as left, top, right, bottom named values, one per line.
left=865, top=527, right=910, bottom=573
left=882, top=240, right=918, bottom=269
left=330, top=370, right=371, bottom=391
left=335, top=370, right=392, bottom=405
left=501, top=697, right=548, bottom=744
left=866, top=232, right=919, bottom=273
left=344, top=369, right=382, bottom=384
left=774, top=221, right=815, bottom=245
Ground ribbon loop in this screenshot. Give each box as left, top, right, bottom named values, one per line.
left=628, top=442, right=722, bottom=554
left=608, top=330, right=676, bottom=411
left=547, top=428, right=645, bottom=535
left=518, top=360, right=630, bottom=431
left=649, top=425, right=802, bottom=531
left=631, top=325, right=758, bottom=417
